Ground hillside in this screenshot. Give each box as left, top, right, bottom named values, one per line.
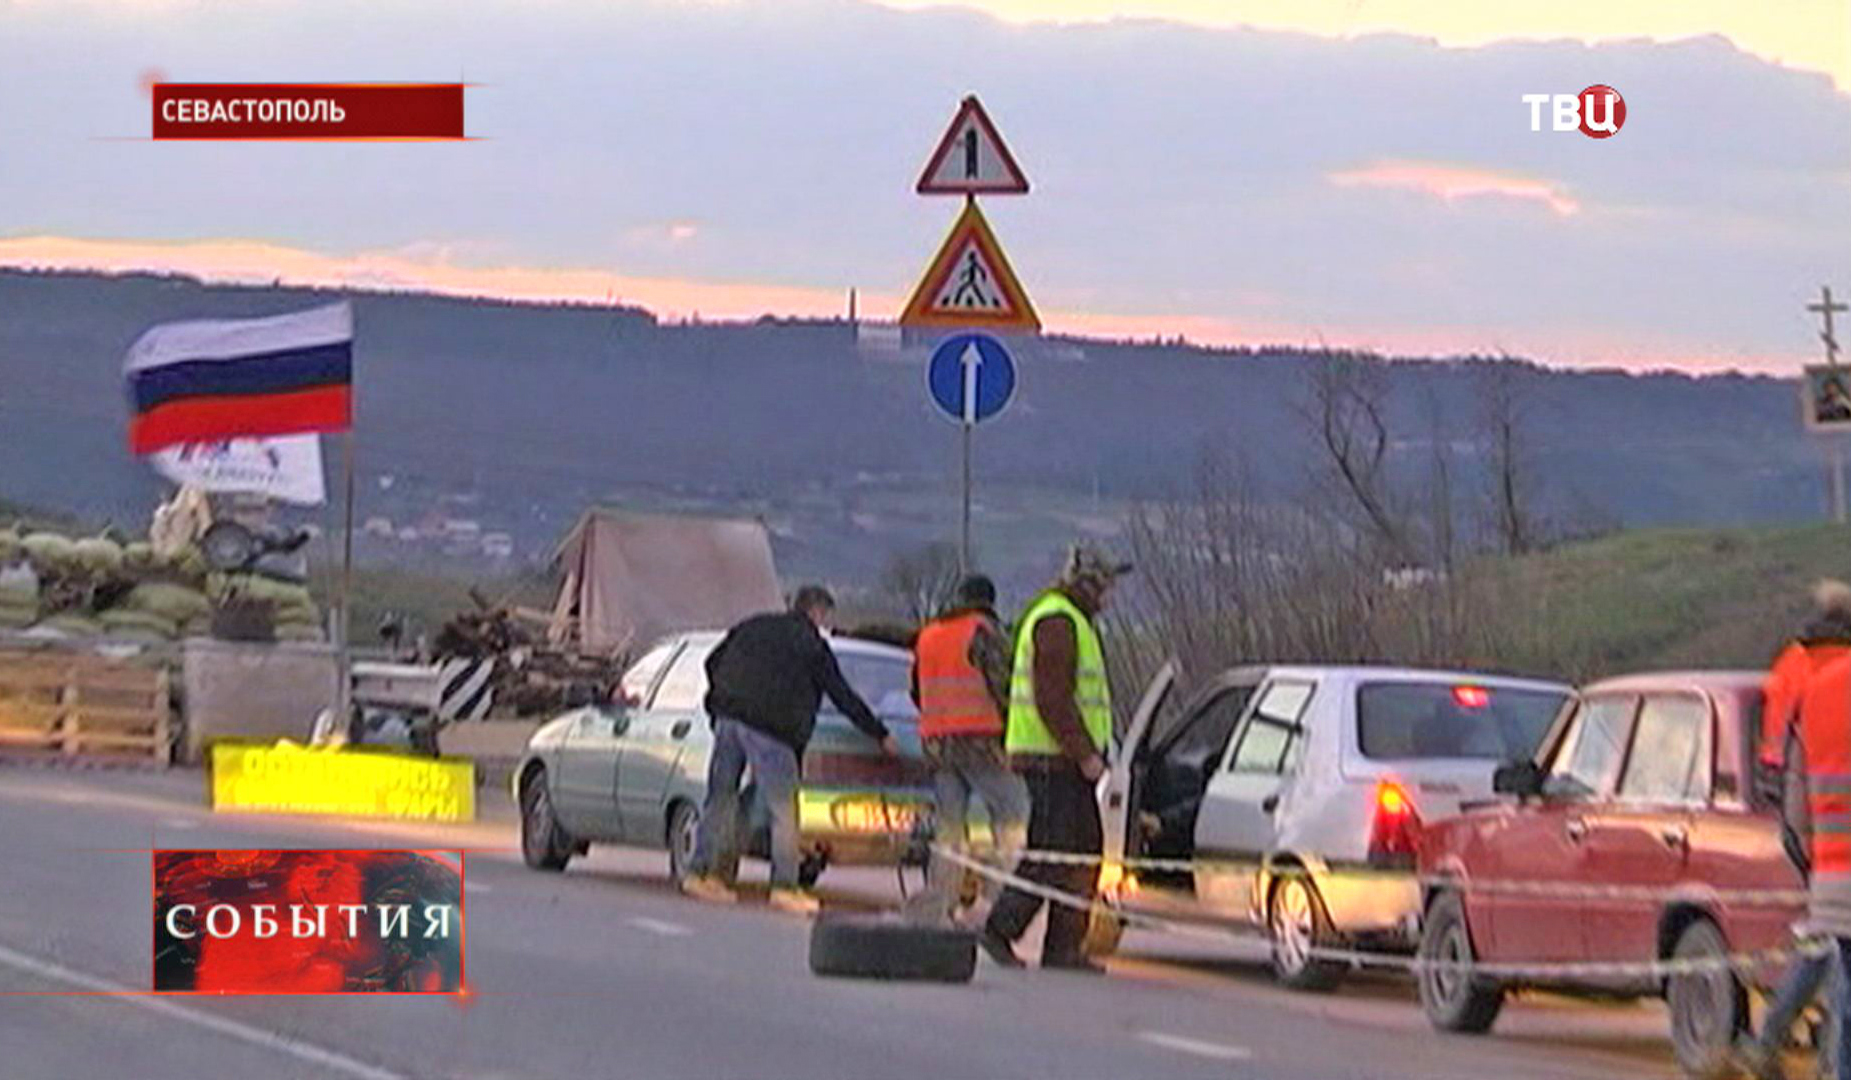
left=1484, top=525, right=1851, bottom=683
left=0, top=269, right=1827, bottom=591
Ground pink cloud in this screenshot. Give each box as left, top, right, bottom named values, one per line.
left=1328, top=160, right=1581, bottom=216
left=0, top=234, right=1790, bottom=373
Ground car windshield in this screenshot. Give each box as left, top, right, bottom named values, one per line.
left=823, top=651, right=919, bottom=722
left=1357, top=682, right=1567, bottom=760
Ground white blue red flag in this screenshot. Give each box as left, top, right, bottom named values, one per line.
left=124, top=302, right=353, bottom=455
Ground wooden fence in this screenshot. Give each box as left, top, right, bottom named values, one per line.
left=0, top=650, right=171, bottom=761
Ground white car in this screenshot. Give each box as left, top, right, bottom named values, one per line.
left=1098, top=663, right=1570, bottom=990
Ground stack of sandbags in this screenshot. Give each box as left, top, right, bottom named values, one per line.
left=104, top=581, right=215, bottom=641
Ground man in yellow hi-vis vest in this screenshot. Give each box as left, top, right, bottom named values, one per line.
left=979, top=545, right=1130, bottom=973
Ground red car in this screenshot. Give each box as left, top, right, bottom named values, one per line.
left=1415, top=671, right=1805, bottom=1078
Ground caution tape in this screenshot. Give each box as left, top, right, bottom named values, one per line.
left=991, top=847, right=1810, bottom=907
left=932, top=845, right=1827, bottom=981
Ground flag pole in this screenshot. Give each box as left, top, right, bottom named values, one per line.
left=335, top=428, right=356, bottom=722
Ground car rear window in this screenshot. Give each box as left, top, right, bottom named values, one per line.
left=1357, top=682, right=1567, bottom=760
left=823, top=652, right=919, bottom=722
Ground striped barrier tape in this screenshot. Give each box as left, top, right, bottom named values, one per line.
left=932, top=845, right=1827, bottom=980
left=979, top=847, right=1811, bottom=907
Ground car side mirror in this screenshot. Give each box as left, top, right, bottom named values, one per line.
left=1493, top=760, right=1544, bottom=799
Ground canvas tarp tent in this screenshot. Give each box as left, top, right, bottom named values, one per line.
left=550, top=509, right=783, bottom=654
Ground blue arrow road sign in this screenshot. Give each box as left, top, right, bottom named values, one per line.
left=927, top=332, right=1016, bottom=425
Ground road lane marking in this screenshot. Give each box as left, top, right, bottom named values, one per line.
left=627, top=917, right=693, bottom=937
left=0, top=942, right=409, bottom=1080
left=161, top=818, right=199, bottom=830
left=1137, top=1031, right=1252, bottom=1061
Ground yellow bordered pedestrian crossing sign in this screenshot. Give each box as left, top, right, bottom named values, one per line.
left=898, top=200, right=1040, bottom=333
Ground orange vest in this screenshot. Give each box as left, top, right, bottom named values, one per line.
left=914, top=612, right=1003, bottom=739
left=1798, top=654, right=1851, bottom=875
left=1766, top=640, right=1851, bottom=763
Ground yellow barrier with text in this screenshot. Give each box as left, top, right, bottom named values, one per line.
left=210, top=741, right=475, bottom=822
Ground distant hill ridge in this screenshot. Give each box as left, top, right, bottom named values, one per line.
left=0, top=268, right=1820, bottom=584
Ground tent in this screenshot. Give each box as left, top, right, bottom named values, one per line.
left=549, top=509, right=783, bottom=654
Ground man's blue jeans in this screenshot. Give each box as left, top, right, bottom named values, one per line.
left=1757, top=949, right=1832, bottom=1055
left=690, top=717, right=803, bottom=889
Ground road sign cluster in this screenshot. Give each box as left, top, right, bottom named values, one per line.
left=904, top=95, right=1033, bottom=428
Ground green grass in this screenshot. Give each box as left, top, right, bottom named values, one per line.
left=1483, top=525, right=1851, bottom=682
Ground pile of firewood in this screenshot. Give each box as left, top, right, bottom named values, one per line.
left=432, top=591, right=625, bottom=717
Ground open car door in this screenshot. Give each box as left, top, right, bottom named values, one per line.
left=1101, top=660, right=1179, bottom=875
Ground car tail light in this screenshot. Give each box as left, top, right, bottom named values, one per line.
left=1452, top=686, right=1490, bottom=708
left=1368, top=780, right=1422, bottom=869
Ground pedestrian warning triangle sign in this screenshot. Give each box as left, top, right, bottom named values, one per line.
left=916, top=95, right=1030, bottom=196
left=899, top=201, right=1040, bottom=333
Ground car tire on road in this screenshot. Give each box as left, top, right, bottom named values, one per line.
left=808, top=914, right=977, bottom=983
left=520, top=768, right=574, bottom=872
left=1417, top=891, right=1503, bottom=1034
left=1666, top=918, right=1748, bottom=1080
left=668, top=801, right=701, bottom=885
left=1267, top=873, right=1345, bottom=992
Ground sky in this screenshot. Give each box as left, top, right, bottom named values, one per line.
left=0, top=0, right=1847, bottom=372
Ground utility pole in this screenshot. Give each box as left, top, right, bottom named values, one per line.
left=1809, top=285, right=1849, bottom=523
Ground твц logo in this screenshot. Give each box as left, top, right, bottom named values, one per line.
left=1522, top=85, right=1626, bottom=138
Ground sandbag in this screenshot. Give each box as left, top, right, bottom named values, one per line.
left=72, top=536, right=125, bottom=575
left=99, top=608, right=179, bottom=638
left=808, top=914, right=977, bottom=983
left=36, top=612, right=103, bottom=637
left=123, top=541, right=156, bottom=571
left=0, top=528, right=20, bottom=563
left=123, top=582, right=213, bottom=622
left=21, top=533, right=77, bottom=572
left=0, top=603, right=36, bottom=629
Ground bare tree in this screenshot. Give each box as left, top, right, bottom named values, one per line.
left=879, top=541, right=963, bottom=623
left=1302, top=354, right=1417, bottom=566
left=1477, top=359, right=1539, bottom=555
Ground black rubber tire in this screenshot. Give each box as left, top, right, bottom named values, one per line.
left=808, top=914, right=977, bottom=982
left=667, top=801, right=700, bottom=885
left=1666, top=919, right=1748, bottom=1080
left=520, top=769, right=573, bottom=872
left=1267, top=874, right=1346, bottom=992
left=1417, top=891, right=1504, bottom=1034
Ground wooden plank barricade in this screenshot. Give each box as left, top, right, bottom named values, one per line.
left=0, top=649, right=171, bottom=762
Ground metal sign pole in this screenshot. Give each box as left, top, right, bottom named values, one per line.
left=960, top=421, right=973, bottom=574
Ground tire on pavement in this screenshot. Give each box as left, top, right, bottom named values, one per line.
left=520, top=767, right=574, bottom=872
left=1267, top=873, right=1346, bottom=992
left=1417, top=890, right=1504, bottom=1034
left=808, top=914, right=977, bottom=983
left=1666, top=918, right=1748, bottom=1080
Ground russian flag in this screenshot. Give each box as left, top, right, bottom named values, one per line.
left=125, top=302, right=353, bottom=455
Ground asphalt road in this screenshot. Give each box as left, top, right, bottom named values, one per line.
left=0, top=764, right=1695, bottom=1080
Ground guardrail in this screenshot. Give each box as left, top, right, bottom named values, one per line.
left=0, top=649, right=172, bottom=762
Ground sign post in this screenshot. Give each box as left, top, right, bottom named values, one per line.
left=903, top=94, right=1035, bottom=570
left=1804, top=285, right=1850, bottom=523
left=927, top=334, right=1017, bottom=571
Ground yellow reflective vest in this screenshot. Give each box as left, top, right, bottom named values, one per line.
left=1005, top=591, right=1112, bottom=756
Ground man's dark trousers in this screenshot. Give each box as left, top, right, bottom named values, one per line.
left=984, top=762, right=1103, bottom=962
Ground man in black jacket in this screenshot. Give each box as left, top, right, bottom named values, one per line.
left=681, top=585, right=898, bottom=914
